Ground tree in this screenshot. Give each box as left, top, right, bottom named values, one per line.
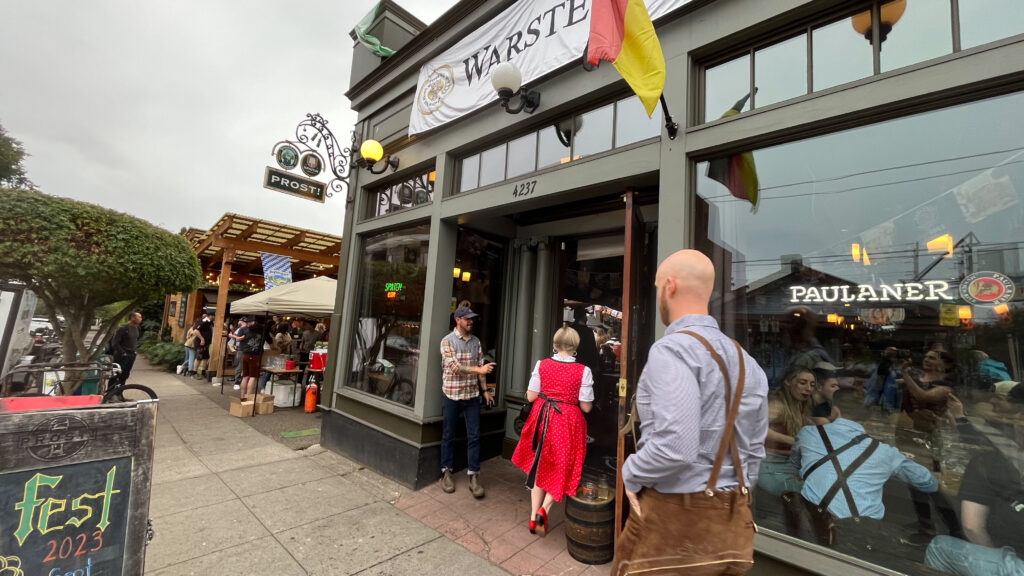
left=0, top=188, right=201, bottom=367
left=0, top=122, right=35, bottom=189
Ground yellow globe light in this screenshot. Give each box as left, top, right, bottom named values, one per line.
left=360, top=139, right=384, bottom=163
left=851, top=0, right=906, bottom=42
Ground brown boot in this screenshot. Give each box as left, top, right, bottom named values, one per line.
left=469, top=473, right=485, bottom=499
left=441, top=469, right=455, bottom=494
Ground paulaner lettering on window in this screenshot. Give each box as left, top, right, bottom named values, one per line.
left=789, top=281, right=954, bottom=303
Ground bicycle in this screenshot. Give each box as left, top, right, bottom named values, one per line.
left=0, top=357, right=157, bottom=404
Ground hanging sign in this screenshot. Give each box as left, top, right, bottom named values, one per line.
left=789, top=280, right=954, bottom=304
left=408, top=0, right=692, bottom=135
left=939, top=303, right=959, bottom=327
left=262, top=167, right=326, bottom=203
left=959, top=271, right=1015, bottom=307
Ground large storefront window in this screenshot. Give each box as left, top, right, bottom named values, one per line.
left=697, top=92, right=1024, bottom=574
left=347, top=224, right=430, bottom=408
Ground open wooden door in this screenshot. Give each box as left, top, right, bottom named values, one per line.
left=614, top=189, right=656, bottom=539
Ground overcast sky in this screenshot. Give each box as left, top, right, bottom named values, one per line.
left=0, top=0, right=455, bottom=236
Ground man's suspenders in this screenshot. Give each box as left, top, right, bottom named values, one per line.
left=803, top=426, right=880, bottom=518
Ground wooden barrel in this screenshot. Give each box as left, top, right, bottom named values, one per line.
left=564, top=491, right=615, bottom=565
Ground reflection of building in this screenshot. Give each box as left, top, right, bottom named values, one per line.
left=321, top=1, right=1024, bottom=574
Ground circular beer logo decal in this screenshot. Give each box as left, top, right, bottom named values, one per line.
left=417, top=65, right=455, bottom=116
left=300, top=153, right=322, bottom=177
left=959, top=271, right=1014, bottom=306
left=275, top=145, right=299, bottom=170
left=24, top=415, right=92, bottom=461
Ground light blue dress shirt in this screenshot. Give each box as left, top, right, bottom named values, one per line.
left=791, top=418, right=938, bottom=519
left=621, top=315, right=769, bottom=495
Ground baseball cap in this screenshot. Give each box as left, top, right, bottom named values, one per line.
left=815, top=360, right=841, bottom=371
left=994, top=380, right=1018, bottom=397
left=239, top=317, right=249, bottom=323
left=454, top=306, right=479, bottom=319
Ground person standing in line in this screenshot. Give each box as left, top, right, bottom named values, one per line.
left=194, top=313, right=214, bottom=381
left=110, top=312, right=142, bottom=386
left=512, top=327, right=593, bottom=536
left=439, top=306, right=495, bottom=499
left=180, top=319, right=201, bottom=377
left=611, top=250, right=769, bottom=576
left=236, top=318, right=264, bottom=397
left=227, top=317, right=247, bottom=387
left=300, top=320, right=318, bottom=365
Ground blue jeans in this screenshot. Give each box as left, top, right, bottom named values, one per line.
left=926, top=535, right=1024, bottom=576
left=441, top=396, right=481, bottom=474
left=181, top=346, right=196, bottom=371
left=758, top=453, right=804, bottom=496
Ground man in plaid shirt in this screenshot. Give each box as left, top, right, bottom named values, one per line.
left=440, top=306, right=495, bottom=498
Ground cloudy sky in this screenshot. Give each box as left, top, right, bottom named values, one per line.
left=0, top=0, right=456, bottom=235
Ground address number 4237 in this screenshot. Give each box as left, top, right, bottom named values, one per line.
left=512, top=180, right=537, bottom=198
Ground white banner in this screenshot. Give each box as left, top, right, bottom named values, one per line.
left=409, top=0, right=691, bottom=136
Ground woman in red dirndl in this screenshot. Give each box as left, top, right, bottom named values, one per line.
left=512, top=326, right=594, bottom=536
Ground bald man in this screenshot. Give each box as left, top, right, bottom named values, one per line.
left=611, top=250, right=769, bottom=576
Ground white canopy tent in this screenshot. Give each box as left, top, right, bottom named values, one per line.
left=229, top=276, right=336, bottom=317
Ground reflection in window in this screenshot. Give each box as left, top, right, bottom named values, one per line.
left=959, top=0, right=1024, bottom=50
left=754, top=34, right=807, bottom=108
left=370, top=171, right=435, bottom=217
left=615, top=96, right=663, bottom=147
left=813, top=18, right=874, bottom=91
left=460, top=154, right=480, bottom=192
left=538, top=125, right=572, bottom=169
left=879, top=0, right=951, bottom=73
left=705, top=54, right=750, bottom=122
left=696, top=91, right=1024, bottom=574
left=348, top=224, right=430, bottom=408
left=479, top=144, right=507, bottom=187
left=574, top=103, right=614, bottom=159
left=452, top=228, right=506, bottom=393
left=507, top=133, right=537, bottom=179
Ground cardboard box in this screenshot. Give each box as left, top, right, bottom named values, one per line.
left=230, top=396, right=255, bottom=418
left=230, top=394, right=274, bottom=417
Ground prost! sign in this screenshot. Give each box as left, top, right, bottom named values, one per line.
left=263, top=167, right=326, bottom=203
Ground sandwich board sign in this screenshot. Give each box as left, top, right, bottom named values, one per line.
left=0, top=401, right=157, bottom=575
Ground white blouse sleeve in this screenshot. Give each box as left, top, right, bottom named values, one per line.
left=578, top=366, right=595, bottom=402
left=527, top=361, right=542, bottom=393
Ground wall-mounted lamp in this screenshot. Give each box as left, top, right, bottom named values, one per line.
left=851, top=1, right=906, bottom=45
left=555, top=116, right=583, bottom=147
left=461, top=271, right=471, bottom=282
left=491, top=62, right=540, bottom=115
left=355, top=139, right=399, bottom=174
left=453, top=267, right=461, bottom=278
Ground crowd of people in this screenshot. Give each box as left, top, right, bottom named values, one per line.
left=435, top=250, right=1022, bottom=576
left=178, top=313, right=328, bottom=397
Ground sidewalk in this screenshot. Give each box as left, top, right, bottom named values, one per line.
left=138, top=357, right=510, bottom=576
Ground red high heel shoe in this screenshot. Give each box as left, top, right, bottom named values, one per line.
left=528, top=517, right=537, bottom=534
left=534, top=507, right=548, bottom=537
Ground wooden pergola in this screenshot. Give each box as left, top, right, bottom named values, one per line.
left=182, top=213, right=342, bottom=376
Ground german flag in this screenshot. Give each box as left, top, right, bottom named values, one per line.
left=706, top=93, right=759, bottom=209
left=587, top=0, right=665, bottom=117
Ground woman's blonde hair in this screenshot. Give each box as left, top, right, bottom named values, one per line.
left=553, top=326, right=580, bottom=353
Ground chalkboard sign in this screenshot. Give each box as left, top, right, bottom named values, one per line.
left=0, top=402, right=157, bottom=576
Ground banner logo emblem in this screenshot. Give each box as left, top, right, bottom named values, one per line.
left=417, top=65, right=455, bottom=115
left=960, top=271, right=1014, bottom=306
left=275, top=145, right=299, bottom=170
left=300, top=153, right=323, bottom=177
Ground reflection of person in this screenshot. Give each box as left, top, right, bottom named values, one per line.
left=439, top=306, right=495, bottom=499
left=611, top=250, right=768, bottom=576
left=511, top=327, right=594, bottom=536
left=811, top=367, right=841, bottom=423
left=774, top=307, right=837, bottom=388
left=761, top=365, right=815, bottom=535
left=792, top=405, right=938, bottom=556
left=926, top=386, right=1024, bottom=574
left=897, top=348, right=964, bottom=546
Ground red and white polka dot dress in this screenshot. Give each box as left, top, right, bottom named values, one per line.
left=512, top=358, right=587, bottom=501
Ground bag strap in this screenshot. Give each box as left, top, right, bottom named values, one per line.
left=678, top=330, right=747, bottom=494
